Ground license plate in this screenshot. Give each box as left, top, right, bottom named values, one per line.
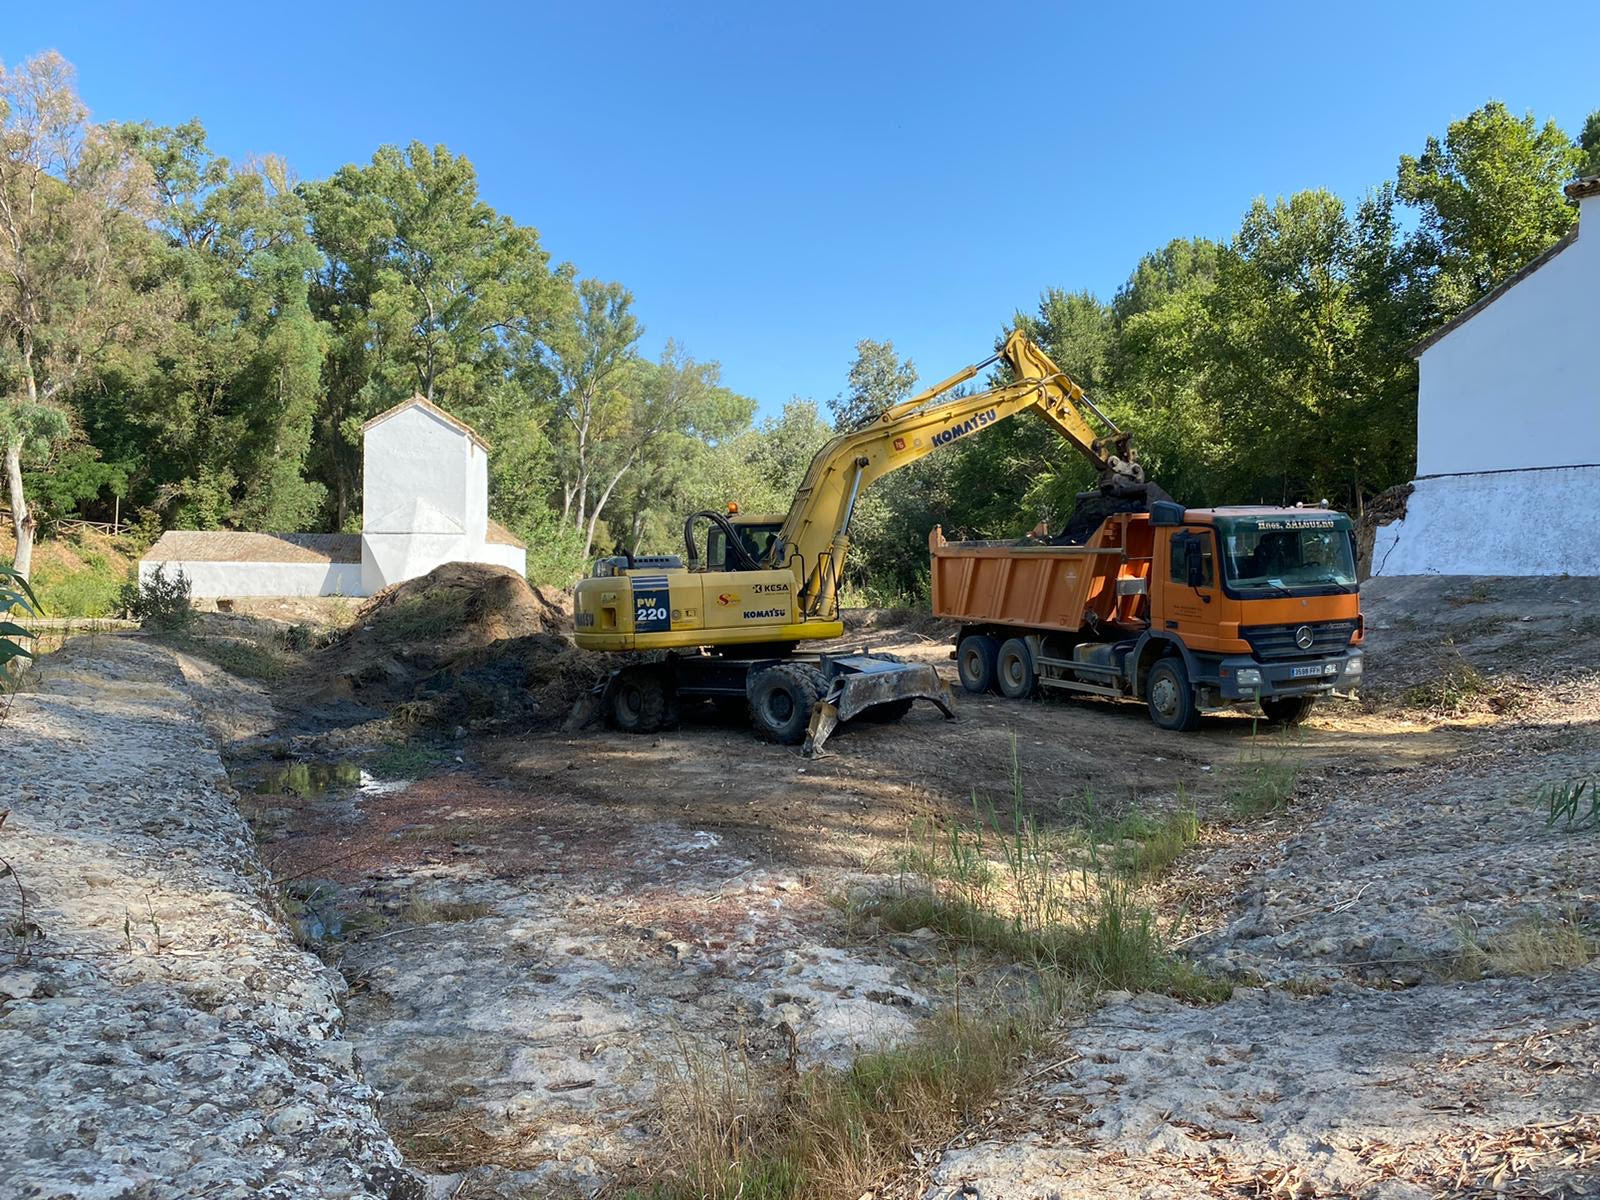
left=1290, top=665, right=1324, bottom=678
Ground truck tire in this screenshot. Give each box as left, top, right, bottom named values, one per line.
left=610, top=664, right=673, bottom=733
left=748, top=663, right=824, bottom=745
left=1145, top=657, right=1199, bottom=731
left=996, top=637, right=1037, bottom=699
left=957, top=634, right=1000, bottom=694
left=1261, top=695, right=1317, bottom=726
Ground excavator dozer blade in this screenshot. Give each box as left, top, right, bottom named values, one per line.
left=802, top=656, right=956, bottom=758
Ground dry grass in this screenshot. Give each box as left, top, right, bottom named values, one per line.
left=639, top=1002, right=1061, bottom=1200
left=1226, top=731, right=1302, bottom=817
left=631, top=745, right=1224, bottom=1200
left=402, top=896, right=494, bottom=925
left=393, top=1105, right=550, bottom=1173
left=1448, top=916, right=1596, bottom=980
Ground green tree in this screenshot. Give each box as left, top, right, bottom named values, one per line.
left=831, top=338, right=916, bottom=430
left=303, top=142, right=568, bottom=526
left=547, top=277, right=644, bottom=555
left=118, top=120, right=326, bottom=530
left=1398, top=101, right=1582, bottom=315
left=0, top=52, right=165, bottom=579
left=1578, top=110, right=1600, bottom=179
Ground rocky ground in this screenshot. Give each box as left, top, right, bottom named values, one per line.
left=0, top=639, right=422, bottom=1200
left=5, top=572, right=1597, bottom=1199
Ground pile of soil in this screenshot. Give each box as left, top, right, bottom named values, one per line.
left=315, top=563, right=600, bottom=730
left=1047, top=481, right=1176, bottom=546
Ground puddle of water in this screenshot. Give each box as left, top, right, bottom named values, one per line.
left=251, top=761, right=411, bottom=798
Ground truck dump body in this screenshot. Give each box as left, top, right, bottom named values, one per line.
left=930, top=514, right=1154, bottom=634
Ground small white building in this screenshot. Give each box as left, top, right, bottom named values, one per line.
left=142, top=396, right=527, bottom=598
left=1372, top=176, right=1600, bottom=577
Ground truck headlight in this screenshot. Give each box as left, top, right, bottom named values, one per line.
left=1343, top=657, right=1362, bottom=676
left=1236, top=668, right=1262, bottom=687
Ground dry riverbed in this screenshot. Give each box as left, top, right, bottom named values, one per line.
left=4, top=573, right=1598, bottom=1198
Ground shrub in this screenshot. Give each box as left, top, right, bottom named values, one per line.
left=1, top=566, right=40, bottom=681
left=119, top=565, right=194, bottom=631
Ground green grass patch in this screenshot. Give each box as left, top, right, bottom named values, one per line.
left=1533, top=774, right=1600, bottom=831
left=1226, top=729, right=1302, bottom=817
left=372, top=589, right=471, bottom=643
left=158, top=632, right=292, bottom=681
left=367, top=740, right=445, bottom=778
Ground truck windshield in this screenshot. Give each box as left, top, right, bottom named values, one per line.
left=1217, top=517, right=1357, bottom=593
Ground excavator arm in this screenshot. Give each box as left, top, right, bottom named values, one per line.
left=774, top=329, right=1144, bottom=618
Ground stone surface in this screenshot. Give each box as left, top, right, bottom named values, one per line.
left=0, top=640, right=421, bottom=1200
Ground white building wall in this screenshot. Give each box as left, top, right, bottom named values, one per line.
left=140, top=560, right=366, bottom=598
left=1415, top=193, right=1600, bottom=476
left=464, top=444, right=489, bottom=547
left=1371, top=466, right=1600, bottom=577
left=361, top=532, right=475, bottom=595
left=363, top=406, right=471, bottom=533
left=477, top=542, right=527, bottom=574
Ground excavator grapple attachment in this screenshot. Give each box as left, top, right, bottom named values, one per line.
left=802, top=654, right=956, bottom=758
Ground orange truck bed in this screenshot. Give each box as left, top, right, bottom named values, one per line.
left=928, top=517, right=1151, bottom=634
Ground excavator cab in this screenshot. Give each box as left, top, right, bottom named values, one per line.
left=704, top=515, right=784, bottom=571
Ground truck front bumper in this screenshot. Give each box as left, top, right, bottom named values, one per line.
left=1213, top=649, right=1363, bottom=700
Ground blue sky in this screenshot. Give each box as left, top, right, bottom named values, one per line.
left=9, top=2, right=1598, bottom=415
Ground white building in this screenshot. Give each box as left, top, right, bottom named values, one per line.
left=142, top=396, right=527, bottom=598
left=1372, top=176, right=1600, bottom=577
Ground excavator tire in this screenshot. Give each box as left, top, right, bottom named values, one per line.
left=609, top=664, right=675, bottom=734
left=748, top=663, right=825, bottom=745
left=996, top=637, right=1037, bottom=699
left=1261, top=696, right=1317, bottom=726
left=957, top=634, right=1000, bottom=694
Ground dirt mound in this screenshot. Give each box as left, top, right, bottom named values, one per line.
left=312, top=563, right=599, bottom=729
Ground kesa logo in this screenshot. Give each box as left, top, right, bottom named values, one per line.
left=716, top=592, right=740, bottom=607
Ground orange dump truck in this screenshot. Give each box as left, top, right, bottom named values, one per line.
left=930, top=500, right=1364, bottom=729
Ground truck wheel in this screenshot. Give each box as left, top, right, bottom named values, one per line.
left=996, top=638, right=1037, bottom=699
left=957, top=634, right=1000, bottom=694
left=748, top=664, right=823, bottom=745
left=1145, top=657, right=1199, bottom=731
left=610, top=665, right=672, bottom=733
left=1261, top=696, right=1317, bottom=726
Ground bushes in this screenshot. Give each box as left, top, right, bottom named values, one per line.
left=119, top=566, right=194, bottom=631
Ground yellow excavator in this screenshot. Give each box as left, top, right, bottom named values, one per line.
left=573, top=329, right=1148, bottom=753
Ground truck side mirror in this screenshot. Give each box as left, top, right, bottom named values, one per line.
left=1185, top=541, right=1205, bottom=588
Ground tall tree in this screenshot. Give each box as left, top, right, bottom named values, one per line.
left=1578, top=110, right=1600, bottom=180
left=548, top=277, right=643, bottom=553
left=121, top=120, right=326, bottom=529
left=831, top=338, right=916, bottom=430
left=303, top=142, right=567, bottom=526
left=0, top=52, right=163, bottom=579
left=1398, top=101, right=1582, bottom=315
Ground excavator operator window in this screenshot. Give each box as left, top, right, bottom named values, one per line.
left=706, top=528, right=728, bottom=571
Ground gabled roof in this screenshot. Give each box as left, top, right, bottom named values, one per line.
left=486, top=518, right=526, bottom=549
left=142, top=531, right=361, bottom=564
left=1409, top=231, right=1578, bottom=359
left=361, top=394, right=491, bottom=451
left=1410, top=176, right=1597, bottom=361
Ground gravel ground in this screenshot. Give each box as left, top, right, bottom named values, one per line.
left=0, top=639, right=422, bottom=1200
left=925, top=685, right=1600, bottom=1200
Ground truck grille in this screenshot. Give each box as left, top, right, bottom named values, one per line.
left=1241, top=620, right=1357, bottom=659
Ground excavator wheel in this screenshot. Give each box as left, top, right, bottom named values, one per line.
left=609, top=664, right=676, bottom=734
left=748, top=663, right=826, bottom=745
left=957, top=634, right=1000, bottom=694
left=996, top=638, right=1037, bottom=699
